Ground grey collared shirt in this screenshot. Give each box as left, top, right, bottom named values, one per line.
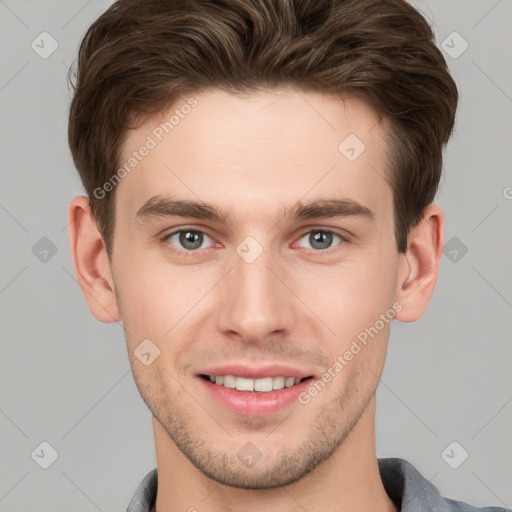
left=126, top=457, right=510, bottom=512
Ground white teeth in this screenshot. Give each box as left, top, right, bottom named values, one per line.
left=273, top=376, right=285, bottom=390
left=285, top=377, right=295, bottom=388
left=208, top=375, right=303, bottom=392
left=235, top=377, right=254, bottom=392
left=223, top=375, right=236, bottom=388
left=254, top=377, right=273, bottom=392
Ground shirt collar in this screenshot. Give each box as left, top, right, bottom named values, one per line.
left=378, top=457, right=452, bottom=511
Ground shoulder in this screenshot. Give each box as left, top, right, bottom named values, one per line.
left=126, top=468, right=158, bottom=512
left=443, top=497, right=510, bottom=512
left=378, top=457, right=511, bottom=512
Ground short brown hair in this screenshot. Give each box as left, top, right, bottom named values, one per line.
left=68, top=0, right=458, bottom=257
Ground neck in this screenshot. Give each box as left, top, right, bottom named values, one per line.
left=152, top=395, right=397, bottom=512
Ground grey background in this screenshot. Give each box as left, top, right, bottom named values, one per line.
left=1, top=0, right=511, bottom=510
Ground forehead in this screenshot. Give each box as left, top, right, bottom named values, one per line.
left=116, top=88, right=392, bottom=226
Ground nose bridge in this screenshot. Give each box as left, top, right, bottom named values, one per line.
left=216, top=243, right=295, bottom=343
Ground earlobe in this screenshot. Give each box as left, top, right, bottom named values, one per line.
left=394, top=204, right=444, bottom=323
left=67, top=196, right=121, bottom=323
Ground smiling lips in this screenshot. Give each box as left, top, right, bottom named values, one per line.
left=197, top=364, right=315, bottom=416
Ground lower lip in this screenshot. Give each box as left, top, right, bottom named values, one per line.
left=198, top=377, right=313, bottom=417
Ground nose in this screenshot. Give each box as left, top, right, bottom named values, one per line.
left=216, top=245, right=296, bottom=346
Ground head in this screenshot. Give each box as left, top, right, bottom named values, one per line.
left=67, top=0, right=457, bottom=489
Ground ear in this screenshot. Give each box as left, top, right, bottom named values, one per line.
left=394, top=204, right=444, bottom=323
left=67, top=196, right=121, bottom=323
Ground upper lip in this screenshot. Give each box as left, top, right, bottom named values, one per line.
left=198, top=364, right=314, bottom=380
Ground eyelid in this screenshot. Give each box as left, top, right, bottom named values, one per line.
left=296, top=226, right=350, bottom=239
left=162, top=224, right=216, bottom=240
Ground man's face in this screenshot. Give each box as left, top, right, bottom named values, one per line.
left=111, top=88, right=402, bottom=487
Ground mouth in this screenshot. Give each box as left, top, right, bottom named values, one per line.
left=196, top=365, right=316, bottom=417
left=199, top=374, right=313, bottom=393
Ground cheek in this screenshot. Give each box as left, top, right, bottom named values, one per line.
left=292, top=260, right=398, bottom=383
left=296, top=253, right=396, bottom=333
left=114, top=255, right=214, bottom=342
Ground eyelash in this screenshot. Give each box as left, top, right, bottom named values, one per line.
left=162, top=227, right=349, bottom=258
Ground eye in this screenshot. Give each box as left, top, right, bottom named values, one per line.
left=164, top=229, right=215, bottom=251
left=296, top=230, right=345, bottom=251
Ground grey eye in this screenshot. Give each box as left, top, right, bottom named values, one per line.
left=297, top=231, right=342, bottom=251
left=167, top=230, right=213, bottom=251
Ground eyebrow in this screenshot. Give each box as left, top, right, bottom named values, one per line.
left=134, top=195, right=375, bottom=225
